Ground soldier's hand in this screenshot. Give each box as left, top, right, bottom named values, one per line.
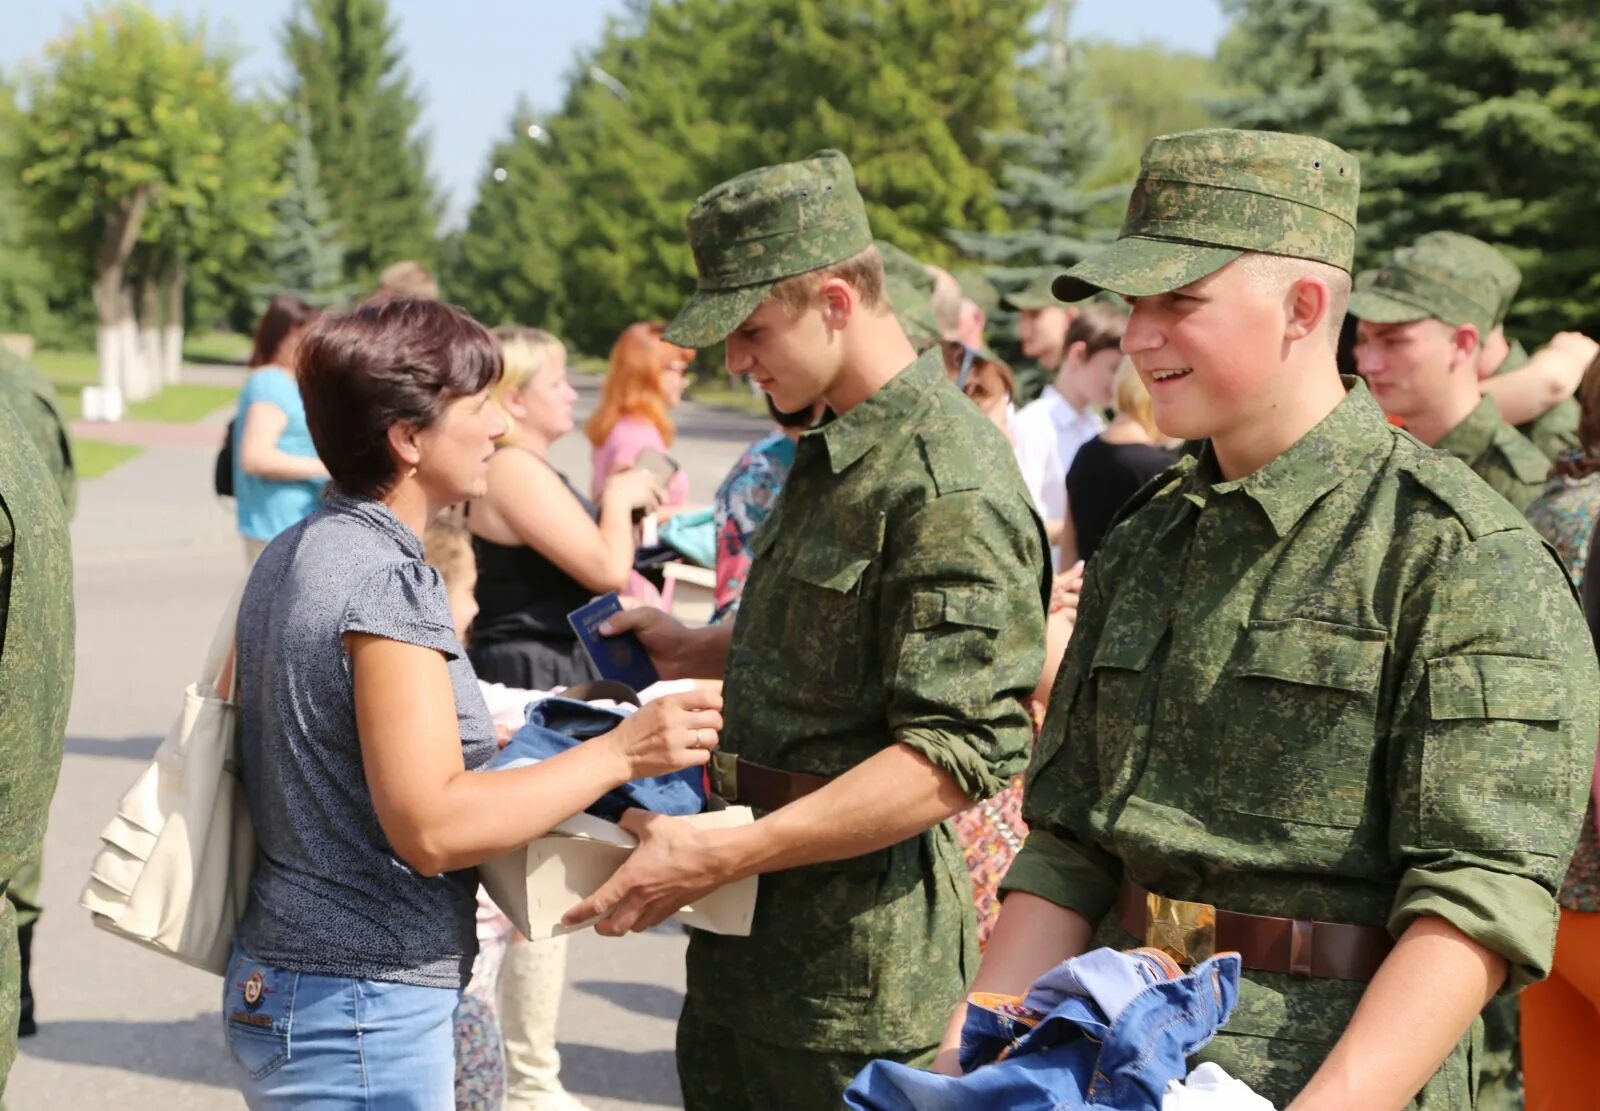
left=561, top=809, right=730, bottom=935
left=1049, top=560, right=1084, bottom=622
left=600, top=607, right=698, bottom=680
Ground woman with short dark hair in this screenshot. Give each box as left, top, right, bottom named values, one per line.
left=223, top=298, right=722, bottom=1108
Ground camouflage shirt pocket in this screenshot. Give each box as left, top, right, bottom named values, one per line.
left=1088, top=621, right=1166, bottom=795
left=780, top=540, right=875, bottom=700
left=1215, top=619, right=1387, bottom=829
left=1421, top=653, right=1575, bottom=854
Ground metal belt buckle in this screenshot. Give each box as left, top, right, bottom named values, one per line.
left=1145, top=891, right=1217, bottom=969
left=710, top=751, right=739, bottom=803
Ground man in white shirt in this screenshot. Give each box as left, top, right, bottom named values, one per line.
left=1012, top=301, right=1127, bottom=566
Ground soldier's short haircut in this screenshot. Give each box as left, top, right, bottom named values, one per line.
left=299, top=297, right=502, bottom=499
left=769, top=245, right=886, bottom=317
left=1064, top=302, right=1128, bottom=358
left=1234, top=253, right=1352, bottom=353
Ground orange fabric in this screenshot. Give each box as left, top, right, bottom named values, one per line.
left=1521, top=909, right=1600, bottom=1110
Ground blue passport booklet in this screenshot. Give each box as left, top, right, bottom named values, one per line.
left=568, top=593, right=660, bottom=693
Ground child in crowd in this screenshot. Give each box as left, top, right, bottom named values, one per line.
left=423, top=514, right=589, bottom=1111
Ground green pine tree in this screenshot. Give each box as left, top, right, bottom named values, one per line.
left=1221, top=0, right=1600, bottom=341
left=446, top=0, right=1036, bottom=355
left=283, top=0, right=440, bottom=289
left=259, top=105, right=350, bottom=305
left=446, top=98, right=573, bottom=332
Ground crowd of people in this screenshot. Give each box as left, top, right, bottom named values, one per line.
left=5, top=124, right=1600, bottom=1111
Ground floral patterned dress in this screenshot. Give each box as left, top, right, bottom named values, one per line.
left=1524, top=458, right=1600, bottom=913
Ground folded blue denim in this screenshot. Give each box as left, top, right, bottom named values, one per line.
left=491, top=696, right=706, bottom=821
left=844, top=949, right=1242, bottom=1111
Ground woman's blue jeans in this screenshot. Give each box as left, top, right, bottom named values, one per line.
left=222, top=939, right=461, bottom=1109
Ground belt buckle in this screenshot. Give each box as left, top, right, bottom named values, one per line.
left=1145, top=892, right=1216, bottom=969
left=710, top=751, right=739, bottom=803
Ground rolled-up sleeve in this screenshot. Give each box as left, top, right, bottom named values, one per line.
left=882, top=490, right=1047, bottom=802
left=1387, top=530, right=1600, bottom=992
left=999, top=547, right=1122, bottom=925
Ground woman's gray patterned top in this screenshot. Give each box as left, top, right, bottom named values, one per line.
left=235, top=492, right=496, bottom=988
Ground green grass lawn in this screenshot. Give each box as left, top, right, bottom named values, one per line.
left=72, top=439, right=144, bottom=480
left=688, top=379, right=768, bottom=415
left=183, top=330, right=252, bottom=365
left=36, top=348, right=238, bottom=424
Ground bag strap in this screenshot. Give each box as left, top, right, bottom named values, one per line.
left=200, top=582, right=247, bottom=702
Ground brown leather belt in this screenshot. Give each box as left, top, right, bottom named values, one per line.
left=1116, top=878, right=1393, bottom=983
left=709, top=752, right=832, bottom=810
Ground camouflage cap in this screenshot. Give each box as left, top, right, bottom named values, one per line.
left=1053, top=128, right=1360, bottom=302
left=1347, top=235, right=1500, bottom=338
left=1003, top=271, right=1062, bottom=311
left=664, top=150, right=874, bottom=347
left=1413, top=231, right=1521, bottom=327
left=875, top=239, right=941, bottom=347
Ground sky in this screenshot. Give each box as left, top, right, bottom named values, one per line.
left=3, top=1, right=1228, bottom=226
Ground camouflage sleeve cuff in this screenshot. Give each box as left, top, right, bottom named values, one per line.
left=1388, top=865, right=1559, bottom=994
left=997, top=828, right=1120, bottom=927
left=896, top=727, right=1022, bottom=803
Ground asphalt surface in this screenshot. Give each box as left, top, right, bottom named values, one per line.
left=7, top=372, right=770, bottom=1110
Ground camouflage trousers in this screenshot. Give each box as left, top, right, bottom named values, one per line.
left=1475, top=995, right=1522, bottom=1111
left=675, top=992, right=931, bottom=1111
left=8, top=852, right=40, bottom=930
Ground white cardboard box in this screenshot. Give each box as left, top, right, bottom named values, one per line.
left=479, top=806, right=758, bottom=940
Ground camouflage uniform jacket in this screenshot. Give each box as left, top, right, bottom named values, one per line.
left=1003, top=381, right=1598, bottom=1109
left=0, top=349, right=76, bottom=518
left=0, top=401, right=74, bottom=1088
left=688, top=347, right=1048, bottom=1054
left=1494, top=340, right=1580, bottom=462
left=1435, top=394, right=1550, bottom=513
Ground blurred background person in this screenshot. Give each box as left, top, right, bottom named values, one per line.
left=710, top=396, right=825, bottom=624
left=941, top=341, right=1016, bottom=440
left=1012, top=300, right=1127, bottom=568
left=468, top=326, right=662, bottom=690
left=232, top=294, right=329, bottom=563
left=1519, top=351, right=1600, bottom=1111
left=376, top=258, right=441, bottom=302
left=1065, top=359, right=1181, bottom=566
left=927, top=264, right=987, bottom=349
left=1003, top=271, right=1078, bottom=381
left=586, top=322, right=693, bottom=512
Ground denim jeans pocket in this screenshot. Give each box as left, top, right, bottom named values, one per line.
left=222, top=947, right=298, bottom=1081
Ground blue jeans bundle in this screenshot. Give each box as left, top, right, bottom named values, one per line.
left=845, top=948, right=1243, bottom=1111
left=491, top=696, right=707, bottom=821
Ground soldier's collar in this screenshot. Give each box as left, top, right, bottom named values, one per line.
left=1434, top=394, right=1501, bottom=464
left=816, top=346, right=942, bottom=474
left=1198, top=376, right=1386, bottom=538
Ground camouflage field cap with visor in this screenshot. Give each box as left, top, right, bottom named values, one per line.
left=1052, top=128, right=1361, bottom=303
left=1003, top=271, right=1062, bottom=311
left=664, top=149, right=874, bottom=348
left=1347, top=234, right=1500, bottom=339
left=876, top=238, right=941, bottom=347
left=1411, top=231, right=1522, bottom=328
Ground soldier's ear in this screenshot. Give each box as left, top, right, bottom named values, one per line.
left=1283, top=275, right=1332, bottom=346
left=1450, top=323, right=1482, bottom=367
left=817, top=277, right=853, bottom=331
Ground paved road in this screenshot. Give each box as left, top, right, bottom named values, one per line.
left=7, top=374, right=770, bottom=1110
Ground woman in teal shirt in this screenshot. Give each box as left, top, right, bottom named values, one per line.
left=233, top=295, right=329, bottom=561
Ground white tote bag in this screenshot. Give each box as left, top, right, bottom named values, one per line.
left=79, top=588, right=255, bottom=975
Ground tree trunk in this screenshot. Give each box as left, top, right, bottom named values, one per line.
left=134, top=271, right=162, bottom=403
left=92, top=188, right=152, bottom=407
left=161, top=264, right=186, bottom=385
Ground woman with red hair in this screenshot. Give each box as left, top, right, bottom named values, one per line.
left=586, top=322, right=694, bottom=508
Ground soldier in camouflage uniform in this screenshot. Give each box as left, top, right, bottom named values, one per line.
left=0, top=381, right=74, bottom=1095
left=562, top=150, right=1048, bottom=1110
left=0, top=349, right=76, bottom=1043
left=948, top=129, right=1598, bottom=1110
left=1002, top=271, right=1075, bottom=403
left=1351, top=236, right=1551, bottom=512
left=875, top=239, right=943, bottom=350
left=1443, top=232, right=1584, bottom=461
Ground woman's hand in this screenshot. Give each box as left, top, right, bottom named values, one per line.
left=602, top=688, right=722, bottom=779
left=603, top=468, right=665, bottom=514
left=1049, top=561, right=1084, bottom=620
